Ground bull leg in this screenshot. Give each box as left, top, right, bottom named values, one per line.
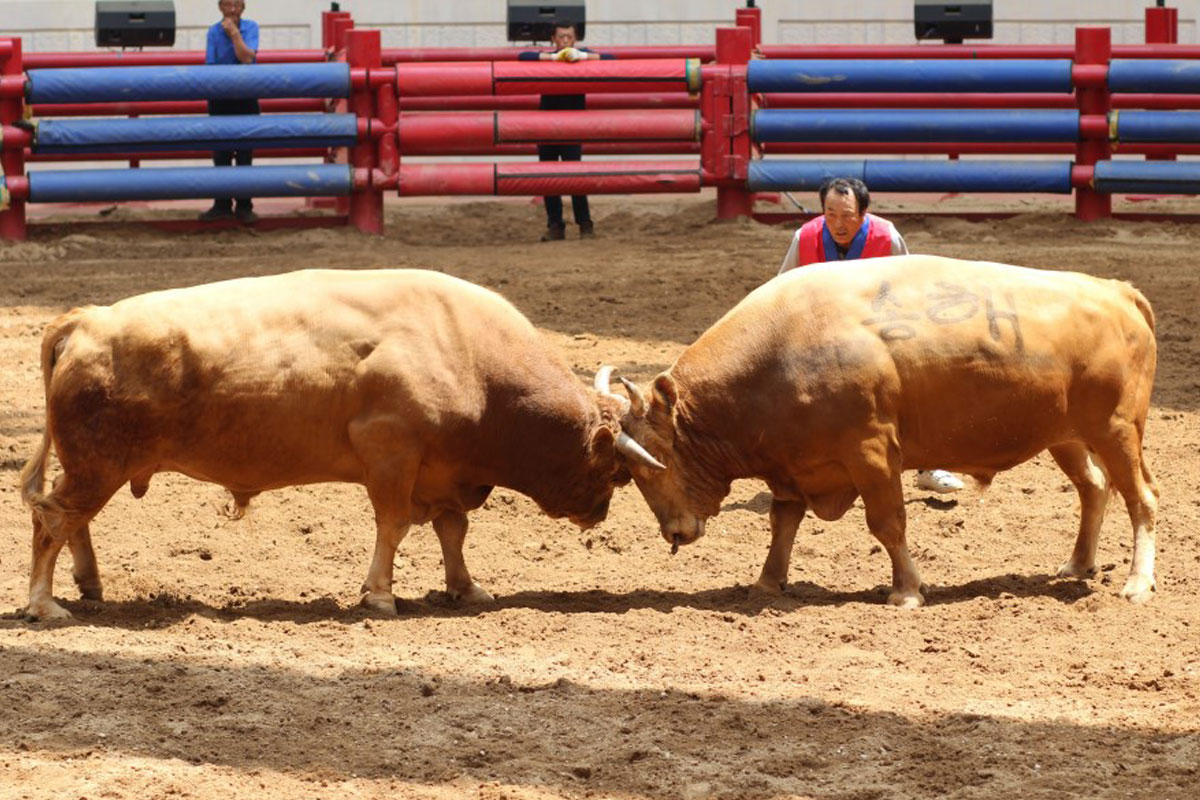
left=360, top=511, right=411, bottom=616
left=432, top=510, right=494, bottom=604
left=750, top=498, right=807, bottom=596
left=1090, top=425, right=1159, bottom=604
left=853, top=434, right=922, bottom=608
left=67, top=524, right=103, bottom=601
left=27, top=513, right=73, bottom=621
left=351, top=414, right=423, bottom=615
left=1049, top=443, right=1111, bottom=579
left=26, top=474, right=116, bottom=621
left=863, top=489, right=923, bottom=608
left=358, top=467, right=417, bottom=616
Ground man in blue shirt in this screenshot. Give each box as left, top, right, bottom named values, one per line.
left=518, top=22, right=614, bottom=241
left=200, top=0, right=260, bottom=224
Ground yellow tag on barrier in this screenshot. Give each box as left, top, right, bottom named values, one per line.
left=0, top=182, right=9, bottom=212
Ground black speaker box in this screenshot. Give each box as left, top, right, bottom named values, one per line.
left=914, top=2, right=993, bottom=44
left=507, top=2, right=586, bottom=43
left=95, top=1, right=176, bottom=48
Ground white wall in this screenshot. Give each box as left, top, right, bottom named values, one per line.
left=1, top=1, right=1196, bottom=52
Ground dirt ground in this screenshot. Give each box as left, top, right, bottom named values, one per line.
left=1, top=192, right=1198, bottom=800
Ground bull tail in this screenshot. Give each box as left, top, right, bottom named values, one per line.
left=1124, top=281, right=1156, bottom=335
left=19, top=308, right=89, bottom=516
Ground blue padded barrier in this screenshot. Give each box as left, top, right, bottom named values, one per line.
left=747, top=159, right=1074, bottom=194
left=1107, top=60, right=1200, bottom=94
left=1113, top=110, right=1200, bottom=143
left=1093, top=160, right=1200, bottom=194
left=752, top=109, right=1080, bottom=143
left=26, top=63, right=352, bottom=104
left=27, top=164, right=353, bottom=203
left=746, top=59, right=1074, bottom=94
left=34, top=114, right=359, bottom=154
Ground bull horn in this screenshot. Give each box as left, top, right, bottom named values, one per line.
left=594, top=365, right=631, bottom=415
left=617, top=431, right=666, bottom=471
left=618, top=376, right=648, bottom=417
left=594, top=365, right=615, bottom=394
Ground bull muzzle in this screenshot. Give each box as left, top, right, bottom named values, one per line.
left=662, top=520, right=704, bottom=555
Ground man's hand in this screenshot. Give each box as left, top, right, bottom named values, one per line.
left=554, top=47, right=585, bottom=62
left=221, top=17, right=238, bottom=37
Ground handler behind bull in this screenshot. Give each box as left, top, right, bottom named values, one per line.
left=199, top=0, right=260, bottom=225
left=518, top=21, right=614, bottom=241
left=777, top=176, right=964, bottom=495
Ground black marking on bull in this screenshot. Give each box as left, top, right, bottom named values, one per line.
left=864, top=281, right=920, bottom=341
left=985, top=290, right=1024, bottom=352
left=862, top=282, right=1024, bottom=351
left=925, top=282, right=981, bottom=325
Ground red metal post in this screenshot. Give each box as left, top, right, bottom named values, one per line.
left=1145, top=5, right=1178, bottom=44
left=1074, top=27, right=1112, bottom=221
left=323, top=10, right=353, bottom=55
left=0, top=37, right=26, bottom=242
left=331, top=17, right=355, bottom=57
left=376, top=82, right=399, bottom=179
left=1144, top=6, right=1179, bottom=162
left=712, top=27, right=754, bottom=220
left=735, top=7, right=762, bottom=49
left=347, top=29, right=383, bottom=234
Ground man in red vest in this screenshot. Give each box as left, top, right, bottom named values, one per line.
left=777, top=177, right=964, bottom=495
left=777, top=177, right=907, bottom=272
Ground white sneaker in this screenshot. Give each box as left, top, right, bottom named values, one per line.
left=916, top=469, right=964, bottom=494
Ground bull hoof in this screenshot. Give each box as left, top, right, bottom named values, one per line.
left=1119, top=574, right=1155, bottom=605
left=22, top=599, right=74, bottom=622
left=359, top=591, right=400, bottom=616
left=76, top=582, right=104, bottom=602
left=1056, top=561, right=1096, bottom=580
left=886, top=590, right=925, bottom=609
left=451, top=582, right=495, bottom=605
left=748, top=577, right=784, bottom=598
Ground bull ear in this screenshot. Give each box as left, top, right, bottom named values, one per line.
left=590, top=425, right=615, bottom=459
left=652, top=374, right=678, bottom=413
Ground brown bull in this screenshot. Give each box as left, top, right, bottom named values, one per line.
left=607, top=255, right=1159, bottom=607
left=19, top=268, right=658, bottom=620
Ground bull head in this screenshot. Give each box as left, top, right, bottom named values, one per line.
left=593, top=366, right=666, bottom=471
left=594, top=366, right=708, bottom=554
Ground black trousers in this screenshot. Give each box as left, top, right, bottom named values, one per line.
left=207, top=98, right=260, bottom=210
left=537, top=143, right=591, bottom=227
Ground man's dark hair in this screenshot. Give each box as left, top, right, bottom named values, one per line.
left=818, top=177, right=870, bottom=213
left=554, top=20, right=579, bottom=35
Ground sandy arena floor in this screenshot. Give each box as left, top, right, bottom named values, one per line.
left=1, top=193, right=1198, bottom=800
